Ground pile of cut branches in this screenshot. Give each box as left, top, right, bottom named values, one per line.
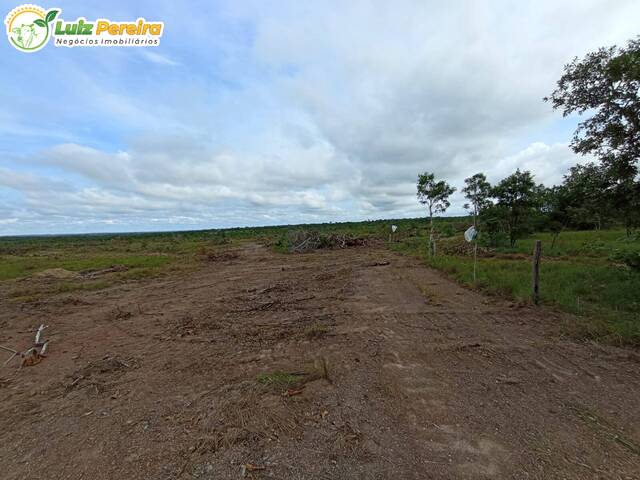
left=287, top=230, right=368, bottom=253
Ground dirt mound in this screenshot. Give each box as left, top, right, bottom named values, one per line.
left=81, top=264, right=129, bottom=278
left=34, top=268, right=79, bottom=279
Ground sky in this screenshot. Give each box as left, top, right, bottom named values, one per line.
left=1, top=0, right=639, bottom=235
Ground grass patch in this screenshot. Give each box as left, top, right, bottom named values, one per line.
left=257, top=358, right=331, bottom=392
left=392, top=230, right=640, bottom=346
left=0, top=254, right=173, bottom=281
left=493, top=229, right=639, bottom=259
left=256, top=371, right=301, bottom=389
left=305, top=323, right=330, bottom=339
left=54, top=280, right=112, bottom=294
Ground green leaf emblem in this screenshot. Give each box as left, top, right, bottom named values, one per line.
left=45, top=10, right=58, bottom=23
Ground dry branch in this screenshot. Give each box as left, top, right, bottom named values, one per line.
left=1, top=324, right=50, bottom=368
left=287, top=230, right=368, bottom=253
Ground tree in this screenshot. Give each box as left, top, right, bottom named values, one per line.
left=545, top=37, right=640, bottom=171
left=610, top=175, right=640, bottom=236
left=462, top=173, right=492, bottom=227
left=539, top=185, right=570, bottom=249
left=416, top=172, right=456, bottom=255
left=491, top=169, right=541, bottom=247
left=561, top=162, right=611, bottom=230
left=546, top=37, right=640, bottom=234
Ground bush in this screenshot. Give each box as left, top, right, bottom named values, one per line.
left=610, top=250, right=640, bottom=271
left=437, top=223, right=456, bottom=238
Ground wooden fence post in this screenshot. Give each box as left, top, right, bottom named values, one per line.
left=532, top=240, right=542, bottom=304
left=473, top=241, right=478, bottom=283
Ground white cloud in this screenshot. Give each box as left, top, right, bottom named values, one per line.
left=491, top=142, right=593, bottom=186
left=139, top=50, right=180, bottom=66
left=2, top=0, right=639, bottom=234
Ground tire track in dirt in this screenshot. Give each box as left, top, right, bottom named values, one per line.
left=343, top=249, right=640, bottom=479
left=0, top=243, right=638, bottom=479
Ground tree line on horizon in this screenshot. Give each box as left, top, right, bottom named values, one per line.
left=417, top=36, right=640, bottom=252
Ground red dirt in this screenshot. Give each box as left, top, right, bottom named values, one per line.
left=1, top=243, right=639, bottom=479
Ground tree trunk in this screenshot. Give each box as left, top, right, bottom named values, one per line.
left=429, top=206, right=435, bottom=257
left=532, top=240, right=542, bottom=305
left=551, top=224, right=564, bottom=251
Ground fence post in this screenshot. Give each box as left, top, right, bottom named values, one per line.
left=532, top=240, right=542, bottom=305
left=473, top=241, right=478, bottom=283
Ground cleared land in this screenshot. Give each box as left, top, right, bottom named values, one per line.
left=1, top=241, right=639, bottom=479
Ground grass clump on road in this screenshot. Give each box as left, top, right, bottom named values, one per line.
left=256, top=371, right=301, bottom=389
left=305, top=323, right=330, bottom=339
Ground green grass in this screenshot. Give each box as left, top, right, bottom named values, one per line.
left=305, top=323, right=330, bottom=339
left=493, top=229, right=640, bottom=259
left=0, top=254, right=173, bottom=281
left=392, top=230, right=640, bottom=346
left=256, top=371, right=301, bottom=388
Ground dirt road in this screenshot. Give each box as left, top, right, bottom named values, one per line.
left=1, top=244, right=639, bottom=479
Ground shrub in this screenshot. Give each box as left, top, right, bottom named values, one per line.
left=610, top=250, right=640, bottom=271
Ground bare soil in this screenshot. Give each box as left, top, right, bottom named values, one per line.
left=1, top=243, right=639, bottom=479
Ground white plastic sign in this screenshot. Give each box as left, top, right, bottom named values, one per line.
left=464, top=226, right=477, bottom=242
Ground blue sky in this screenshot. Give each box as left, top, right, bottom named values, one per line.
left=1, top=0, right=639, bottom=235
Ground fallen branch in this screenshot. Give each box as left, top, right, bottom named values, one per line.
left=34, top=324, right=48, bottom=346
left=0, top=345, right=18, bottom=367
left=241, top=464, right=266, bottom=477
left=1, top=324, right=51, bottom=368
left=283, top=387, right=305, bottom=397
left=3, top=351, right=18, bottom=366
left=367, top=261, right=390, bottom=267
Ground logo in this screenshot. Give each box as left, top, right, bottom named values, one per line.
left=5, top=4, right=57, bottom=52
left=5, top=4, right=164, bottom=52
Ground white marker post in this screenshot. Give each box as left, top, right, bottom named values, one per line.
left=464, top=226, right=478, bottom=283
left=390, top=224, right=397, bottom=243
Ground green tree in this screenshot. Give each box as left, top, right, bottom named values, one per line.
left=562, top=162, right=611, bottom=230
left=539, top=185, right=571, bottom=249
left=462, top=173, right=492, bottom=227
left=546, top=37, right=640, bottom=234
left=492, top=169, right=541, bottom=247
left=416, top=172, right=456, bottom=255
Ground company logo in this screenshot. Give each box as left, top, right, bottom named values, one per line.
left=5, top=4, right=164, bottom=52
left=5, top=4, right=57, bottom=52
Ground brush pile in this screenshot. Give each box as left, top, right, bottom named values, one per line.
left=287, top=230, right=368, bottom=253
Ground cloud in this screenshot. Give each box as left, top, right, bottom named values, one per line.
left=491, top=142, right=593, bottom=186
left=139, top=50, right=180, bottom=66
left=1, top=0, right=639, bottom=234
